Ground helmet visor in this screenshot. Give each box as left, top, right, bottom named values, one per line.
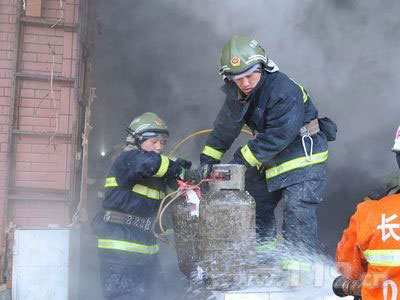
left=141, top=131, right=169, bottom=142
left=226, top=64, right=262, bottom=81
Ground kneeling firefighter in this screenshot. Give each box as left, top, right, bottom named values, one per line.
left=92, top=112, right=196, bottom=300
left=335, top=126, right=400, bottom=300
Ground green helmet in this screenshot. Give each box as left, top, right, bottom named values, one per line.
left=126, top=112, right=169, bottom=144
left=220, top=35, right=267, bottom=80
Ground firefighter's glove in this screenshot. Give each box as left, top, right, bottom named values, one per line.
left=197, top=163, right=213, bottom=180
left=175, top=158, right=192, bottom=170
left=178, top=168, right=201, bottom=183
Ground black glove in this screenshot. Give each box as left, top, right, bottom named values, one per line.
left=196, top=163, right=213, bottom=180
left=178, top=168, right=201, bottom=183
left=175, top=158, right=192, bottom=170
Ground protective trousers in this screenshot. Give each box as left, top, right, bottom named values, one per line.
left=99, top=251, right=166, bottom=300
left=245, top=167, right=325, bottom=249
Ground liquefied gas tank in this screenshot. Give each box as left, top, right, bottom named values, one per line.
left=198, top=164, right=256, bottom=291
left=172, top=195, right=199, bottom=279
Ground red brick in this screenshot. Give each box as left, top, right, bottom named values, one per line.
left=0, top=142, right=7, bottom=152
left=31, top=162, right=57, bottom=172
left=28, top=218, right=51, bottom=227
left=20, top=98, right=35, bottom=107
left=22, top=61, right=51, bottom=73
left=13, top=218, right=30, bottom=227
left=15, top=207, right=47, bottom=219
left=0, top=115, right=8, bottom=125
left=15, top=171, right=48, bottom=181
left=37, top=35, right=63, bottom=46
left=48, top=153, right=57, bottom=162
left=32, top=125, right=54, bottom=132
left=38, top=53, right=63, bottom=64
left=21, top=80, right=48, bottom=89
left=19, top=116, right=50, bottom=126
left=23, top=43, right=51, bottom=54
left=36, top=108, right=57, bottom=118
left=0, top=23, right=15, bottom=33
left=22, top=33, right=38, bottom=43
left=31, top=144, right=56, bottom=153
left=16, top=152, right=48, bottom=162
left=14, top=181, right=30, bottom=188
left=0, top=59, right=12, bottom=69
left=3, top=87, right=10, bottom=97
left=35, top=90, right=60, bottom=101
left=0, top=32, right=7, bottom=41
left=6, top=50, right=14, bottom=60
left=2, top=106, right=9, bottom=115
left=0, top=78, right=11, bottom=87
left=0, top=68, right=10, bottom=78
left=26, top=0, right=42, bottom=17
left=0, top=134, right=7, bottom=143
left=20, top=88, right=35, bottom=98
left=0, top=14, right=11, bottom=23
left=15, top=162, right=31, bottom=171
left=21, top=52, right=37, bottom=62
left=16, top=135, right=48, bottom=144
left=18, top=107, right=34, bottom=117
left=15, top=143, right=31, bottom=153
left=59, top=87, right=70, bottom=113
left=30, top=181, right=55, bottom=189
left=36, top=53, right=52, bottom=63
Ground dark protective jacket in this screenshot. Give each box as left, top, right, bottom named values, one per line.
left=200, top=71, right=329, bottom=191
left=95, top=147, right=181, bottom=264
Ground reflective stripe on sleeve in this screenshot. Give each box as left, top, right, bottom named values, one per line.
left=298, top=84, right=309, bottom=103
left=132, top=184, right=165, bottom=200
left=364, top=249, right=400, bottom=266
left=241, top=144, right=262, bottom=168
left=98, top=239, right=160, bottom=255
left=265, top=150, right=328, bottom=179
left=202, top=146, right=224, bottom=161
left=104, top=177, right=118, bottom=187
left=153, top=155, right=169, bottom=177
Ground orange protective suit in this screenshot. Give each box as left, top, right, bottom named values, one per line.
left=336, top=194, right=400, bottom=300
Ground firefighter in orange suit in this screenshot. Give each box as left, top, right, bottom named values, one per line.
left=336, top=128, right=400, bottom=300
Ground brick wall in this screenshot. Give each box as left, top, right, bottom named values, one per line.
left=0, top=0, right=82, bottom=250
left=0, top=0, right=18, bottom=251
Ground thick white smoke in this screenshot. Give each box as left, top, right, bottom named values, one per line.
left=85, top=0, right=400, bottom=298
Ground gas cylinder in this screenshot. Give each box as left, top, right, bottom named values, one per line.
left=198, top=164, right=256, bottom=291
left=172, top=194, right=200, bottom=279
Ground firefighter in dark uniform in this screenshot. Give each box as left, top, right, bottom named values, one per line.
left=199, top=36, right=337, bottom=262
left=93, top=112, right=194, bottom=300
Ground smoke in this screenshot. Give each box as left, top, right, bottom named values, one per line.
left=85, top=0, right=400, bottom=298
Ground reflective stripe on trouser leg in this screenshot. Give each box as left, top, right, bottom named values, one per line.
left=98, top=239, right=160, bottom=255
